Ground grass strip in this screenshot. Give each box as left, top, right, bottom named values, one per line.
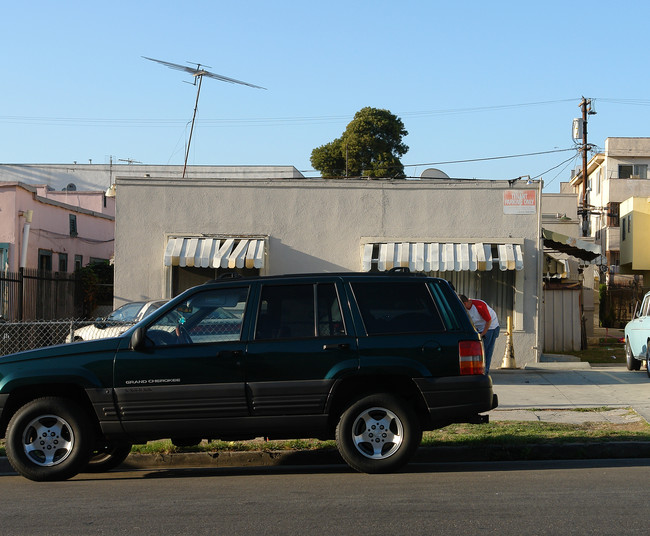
left=2, top=412, right=648, bottom=458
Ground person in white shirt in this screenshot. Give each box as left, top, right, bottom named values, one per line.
left=459, top=295, right=500, bottom=373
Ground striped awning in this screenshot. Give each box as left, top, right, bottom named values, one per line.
left=544, top=252, right=578, bottom=280
left=163, top=237, right=265, bottom=269
left=361, top=242, right=524, bottom=272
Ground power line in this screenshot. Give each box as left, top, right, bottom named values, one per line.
left=402, top=147, right=577, bottom=168
left=300, top=147, right=579, bottom=175
left=0, top=99, right=579, bottom=128
left=538, top=154, right=580, bottom=188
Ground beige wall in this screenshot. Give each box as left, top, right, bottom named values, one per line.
left=114, top=177, right=543, bottom=365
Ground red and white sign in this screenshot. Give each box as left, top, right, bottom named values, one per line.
left=503, top=190, right=536, bottom=214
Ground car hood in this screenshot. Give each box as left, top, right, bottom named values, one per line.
left=0, top=336, right=125, bottom=364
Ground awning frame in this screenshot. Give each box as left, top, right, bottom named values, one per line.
left=361, top=240, right=524, bottom=272
left=541, top=228, right=601, bottom=263
left=163, top=235, right=267, bottom=270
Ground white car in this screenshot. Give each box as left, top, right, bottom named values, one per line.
left=624, top=290, right=650, bottom=377
left=67, top=300, right=167, bottom=342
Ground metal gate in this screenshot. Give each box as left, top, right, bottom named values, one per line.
left=543, top=288, right=581, bottom=352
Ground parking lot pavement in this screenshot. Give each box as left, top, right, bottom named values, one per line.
left=489, top=363, right=650, bottom=423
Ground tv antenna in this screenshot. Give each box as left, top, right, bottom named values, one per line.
left=143, top=56, right=266, bottom=178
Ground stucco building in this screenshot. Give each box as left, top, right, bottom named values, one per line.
left=0, top=182, right=115, bottom=274
left=113, top=175, right=544, bottom=366
left=0, top=163, right=304, bottom=193
left=569, top=137, right=650, bottom=275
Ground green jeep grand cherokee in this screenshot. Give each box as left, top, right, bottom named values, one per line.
left=0, top=270, right=497, bottom=481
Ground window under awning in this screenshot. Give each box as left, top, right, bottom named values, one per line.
left=544, top=251, right=579, bottom=280
left=163, top=237, right=265, bottom=269
left=541, top=228, right=601, bottom=263
left=361, top=242, right=524, bottom=272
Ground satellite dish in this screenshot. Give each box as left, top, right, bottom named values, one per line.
left=420, top=168, right=450, bottom=179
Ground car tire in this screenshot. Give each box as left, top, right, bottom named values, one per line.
left=84, top=442, right=133, bottom=473
left=626, top=339, right=642, bottom=371
left=5, top=397, right=94, bottom=482
left=335, top=393, right=421, bottom=474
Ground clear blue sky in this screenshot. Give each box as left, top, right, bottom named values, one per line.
left=3, top=1, right=650, bottom=192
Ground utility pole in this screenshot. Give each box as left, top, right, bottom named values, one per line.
left=578, top=97, right=596, bottom=237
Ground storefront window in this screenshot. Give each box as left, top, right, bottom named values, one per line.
left=431, top=269, right=515, bottom=328
left=172, top=265, right=259, bottom=296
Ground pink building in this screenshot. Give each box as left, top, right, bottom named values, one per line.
left=0, top=182, right=114, bottom=273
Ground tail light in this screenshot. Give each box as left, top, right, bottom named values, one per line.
left=459, top=340, right=485, bottom=375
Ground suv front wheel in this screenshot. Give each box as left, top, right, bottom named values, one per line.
left=336, top=393, right=422, bottom=474
left=5, top=397, right=94, bottom=481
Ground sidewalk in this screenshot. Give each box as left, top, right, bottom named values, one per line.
left=489, top=362, right=650, bottom=423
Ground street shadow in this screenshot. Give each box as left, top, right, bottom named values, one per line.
left=69, top=457, right=650, bottom=482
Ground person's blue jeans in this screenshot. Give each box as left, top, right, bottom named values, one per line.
left=482, top=326, right=500, bottom=373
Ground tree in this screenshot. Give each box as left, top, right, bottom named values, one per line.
left=78, top=261, right=113, bottom=317
left=310, top=107, right=408, bottom=178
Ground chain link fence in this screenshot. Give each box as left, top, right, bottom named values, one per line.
left=0, top=320, right=134, bottom=356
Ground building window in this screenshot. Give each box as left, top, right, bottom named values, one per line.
left=619, top=165, right=633, bottom=179
left=430, top=269, right=515, bottom=329
left=618, top=164, right=648, bottom=179
left=172, top=265, right=260, bottom=296
left=634, top=165, right=648, bottom=178
left=38, top=250, right=52, bottom=272
left=74, top=255, right=83, bottom=271
left=58, top=253, right=68, bottom=273
left=69, top=214, right=78, bottom=237
left=607, top=202, right=620, bottom=227
left=89, top=257, right=109, bottom=265
left=0, top=242, right=8, bottom=272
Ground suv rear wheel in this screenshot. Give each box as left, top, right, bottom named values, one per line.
left=336, top=393, right=421, bottom=474
left=85, top=442, right=133, bottom=473
left=5, top=397, right=94, bottom=481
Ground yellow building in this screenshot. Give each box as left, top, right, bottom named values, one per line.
left=620, top=196, right=650, bottom=282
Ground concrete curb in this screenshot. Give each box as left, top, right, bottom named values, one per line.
left=3, top=443, right=650, bottom=475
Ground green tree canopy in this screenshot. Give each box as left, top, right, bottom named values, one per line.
left=310, top=107, right=409, bottom=178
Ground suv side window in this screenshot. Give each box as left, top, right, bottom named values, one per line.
left=255, top=282, right=345, bottom=340
left=352, top=281, right=444, bottom=335
left=256, top=284, right=314, bottom=339
left=146, top=287, right=248, bottom=345
left=317, top=283, right=345, bottom=336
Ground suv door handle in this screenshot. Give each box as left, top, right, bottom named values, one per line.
left=323, top=343, right=350, bottom=350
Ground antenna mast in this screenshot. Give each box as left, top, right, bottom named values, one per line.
left=143, top=56, right=266, bottom=178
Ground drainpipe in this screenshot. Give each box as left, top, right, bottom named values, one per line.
left=536, top=181, right=544, bottom=363
left=20, top=210, right=33, bottom=269
left=18, top=210, right=33, bottom=321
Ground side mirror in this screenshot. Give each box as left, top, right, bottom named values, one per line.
left=130, top=326, right=145, bottom=351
